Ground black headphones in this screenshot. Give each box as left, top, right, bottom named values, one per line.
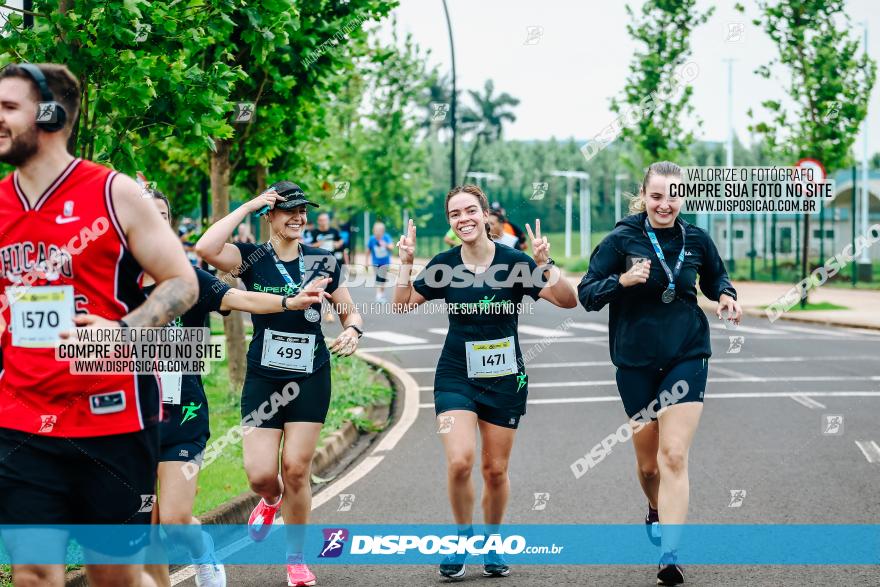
left=18, top=63, right=67, bottom=132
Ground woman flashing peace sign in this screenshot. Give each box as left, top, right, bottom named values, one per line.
left=393, top=184, right=576, bottom=580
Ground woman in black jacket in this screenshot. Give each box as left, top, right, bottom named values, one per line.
left=578, top=161, right=742, bottom=586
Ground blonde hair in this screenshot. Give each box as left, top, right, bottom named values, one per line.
left=626, top=161, right=682, bottom=214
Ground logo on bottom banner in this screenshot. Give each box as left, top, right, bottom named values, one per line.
left=319, top=528, right=348, bottom=558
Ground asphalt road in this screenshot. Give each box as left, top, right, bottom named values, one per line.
left=178, top=285, right=880, bottom=586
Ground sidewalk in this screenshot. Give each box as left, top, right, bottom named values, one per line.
left=562, top=273, right=880, bottom=331
left=699, top=280, right=880, bottom=331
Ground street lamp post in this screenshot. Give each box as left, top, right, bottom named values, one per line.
left=441, top=0, right=457, bottom=188
left=614, top=173, right=627, bottom=223
left=465, top=172, right=502, bottom=193
left=551, top=171, right=590, bottom=258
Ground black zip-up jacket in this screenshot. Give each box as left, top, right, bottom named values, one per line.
left=578, top=212, right=735, bottom=370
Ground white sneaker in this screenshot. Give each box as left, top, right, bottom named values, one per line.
left=194, top=562, right=226, bottom=587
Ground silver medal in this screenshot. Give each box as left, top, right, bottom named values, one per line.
left=661, top=288, right=675, bottom=303
left=305, top=308, right=321, bottom=322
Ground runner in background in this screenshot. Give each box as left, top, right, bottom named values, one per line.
left=301, top=220, right=316, bottom=245
left=338, top=218, right=353, bottom=265
left=142, top=189, right=331, bottom=587
left=367, top=221, right=393, bottom=302
left=309, top=212, right=345, bottom=263
left=0, top=62, right=198, bottom=587
left=578, top=161, right=741, bottom=586
left=308, top=213, right=344, bottom=323
left=443, top=226, right=461, bottom=248
left=488, top=211, right=519, bottom=248
left=234, top=222, right=256, bottom=244
left=491, top=202, right=527, bottom=251
left=393, top=185, right=577, bottom=580
left=195, top=182, right=363, bottom=587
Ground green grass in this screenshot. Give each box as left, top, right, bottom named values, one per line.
left=729, top=259, right=880, bottom=289
left=193, top=353, right=392, bottom=516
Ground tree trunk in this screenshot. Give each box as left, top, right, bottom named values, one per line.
left=210, top=138, right=246, bottom=393
left=462, top=133, right=482, bottom=185
left=254, top=165, right=267, bottom=241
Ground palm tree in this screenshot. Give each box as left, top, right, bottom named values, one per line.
left=460, top=79, right=519, bottom=182
left=421, top=72, right=454, bottom=136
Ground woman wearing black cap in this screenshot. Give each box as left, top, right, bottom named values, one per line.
left=195, top=182, right=364, bottom=587
left=578, top=162, right=741, bottom=586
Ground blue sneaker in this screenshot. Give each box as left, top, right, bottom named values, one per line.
left=482, top=551, right=510, bottom=577
left=439, top=552, right=467, bottom=579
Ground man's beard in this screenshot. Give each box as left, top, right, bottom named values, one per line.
left=0, top=124, right=39, bottom=166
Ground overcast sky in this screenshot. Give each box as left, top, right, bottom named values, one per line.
left=387, top=0, right=880, bottom=160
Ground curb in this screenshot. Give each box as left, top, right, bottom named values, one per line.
left=64, top=352, right=397, bottom=587
left=696, top=299, right=880, bottom=332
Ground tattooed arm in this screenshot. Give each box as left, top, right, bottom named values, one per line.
left=111, top=173, right=197, bottom=326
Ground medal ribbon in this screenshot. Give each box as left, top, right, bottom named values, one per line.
left=268, top=243, right=306, bottom=294
left=643, top=217, right=686, bottom=293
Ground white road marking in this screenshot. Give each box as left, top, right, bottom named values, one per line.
left=566, top=322, right=609, bottom=333
left=404, top=355, right=879, bottom=374
left=790, top=394, right=827, bottom=409
left=709, top=365, right=753, bottom=380
left=776, top=325, right=850, bottom=337
left=417, top=375, right=880, bottom=392
left=517, top=325, right=574, bottom=338
left=428, top=327, right=448, bottom=336
left=362, top=330, right=428, bottom=344
left=360, top=336, right=607, bottom=353
left=416, top=390, right=880, bottom=409
left=710, top=323, right=779, bottom=335
left=854, top=440, right=880, bottom=463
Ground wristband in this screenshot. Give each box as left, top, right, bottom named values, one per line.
left=345, top=324, right=364, bottom=338
left=117, top=319, right=129, bottom=328
left=281, top=295, right=292, bottom=311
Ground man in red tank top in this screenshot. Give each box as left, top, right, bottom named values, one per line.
left=0, top=63, right=197, bottom=587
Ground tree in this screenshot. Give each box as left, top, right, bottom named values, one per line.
left=609, top=0, right=713, bottom=173
left=744, top=0, right=876, bottom=301
left=460, top=79, right=519, bottom=182
left=352, top=22, right=433, bottom=222
left=0, top=0, right=236, bottom=174
left=191, top=0, right=396, bottom=390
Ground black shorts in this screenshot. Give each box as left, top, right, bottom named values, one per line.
left=159, top=402, right=210, bottom=464
left=0, top=426, right=158, bottom=556
left=434, top=366, right=528, bottom=429
left=614, top=357, right=709, bottom=420
left=241, top=361, right=332, bottom=428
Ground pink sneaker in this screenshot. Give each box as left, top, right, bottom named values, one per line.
left=248, top=497, right=281, bottom=542
left=286, top=561, right=317, bottom=586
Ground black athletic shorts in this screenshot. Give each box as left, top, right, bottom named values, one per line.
left=159, top=402, right=210, bottom=465
left=240, top=361, right=332, bottom=428
left=433, top=365, right=528, bottom=430
left=435, top=390, right=523, bottom=429
left=614, top=357, right=709, bottom=420
left=0, top=426, right=159, bottom=556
